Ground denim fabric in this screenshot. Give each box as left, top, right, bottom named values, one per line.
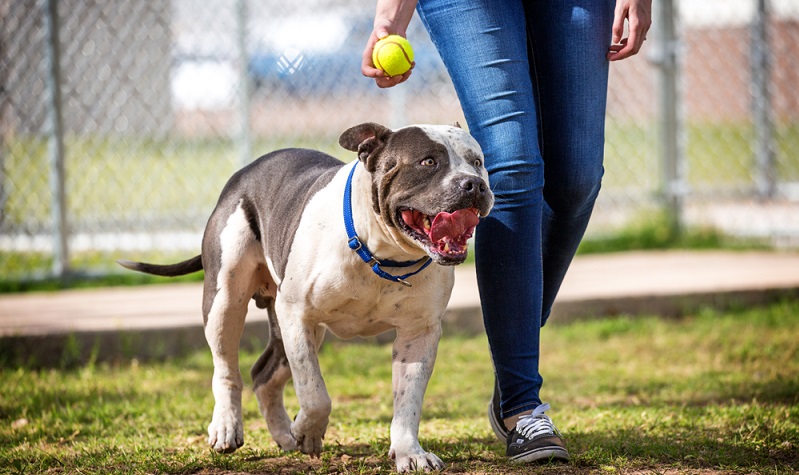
left=417, top=0, right=614, bottom=418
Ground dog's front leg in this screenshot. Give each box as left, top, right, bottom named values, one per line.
left=389, top=325, right=444, bottom=473
left=279, top=314, right=330, bottom=456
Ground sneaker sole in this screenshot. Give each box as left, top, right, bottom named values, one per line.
left=487, top=401, right=509, bottom=442
left=509, top=446, right=570, bottom=464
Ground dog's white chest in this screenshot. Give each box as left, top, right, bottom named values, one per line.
left=288, top=253, right=451, bottom=339
left=281, top=252, right=453, bottom=340
left=315, top=280, right=432, bottom=339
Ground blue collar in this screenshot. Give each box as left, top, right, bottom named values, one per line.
left=343, top=162, right=432, bottom=287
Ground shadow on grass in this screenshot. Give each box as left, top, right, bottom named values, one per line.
left=604, top=373, right=799, bottom=408
left=8, top=427, right=793, bottom=474
left=568, top=428, right=797, bottom=472
left=180, top=431, right=797, bottom=474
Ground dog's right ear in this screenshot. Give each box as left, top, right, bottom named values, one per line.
left=339, top=123, right=392, bottom=172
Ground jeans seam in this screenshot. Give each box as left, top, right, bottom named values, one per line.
left=524, top=1, right=545, bottom=162
left=502, top=402, right=541, bottom=420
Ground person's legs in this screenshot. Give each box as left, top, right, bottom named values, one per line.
left=524, top=1, right=616, bottom=325
left=417, top=0, right=546, bottom=420
left=417, top=0, right=614, bottom=425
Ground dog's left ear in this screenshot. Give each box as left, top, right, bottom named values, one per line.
left=339, top=122, right=392, bottom=172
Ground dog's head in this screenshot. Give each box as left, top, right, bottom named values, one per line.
left=340, top=122, right=494, bottom=265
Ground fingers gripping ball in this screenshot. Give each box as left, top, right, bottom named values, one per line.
left=372, top=35, right=414, bottom=77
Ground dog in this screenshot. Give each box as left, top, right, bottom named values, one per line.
left=119, top=122, right=493, bottom=472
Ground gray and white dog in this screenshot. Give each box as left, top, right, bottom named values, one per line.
left=119, top=122, right=493, bottom=472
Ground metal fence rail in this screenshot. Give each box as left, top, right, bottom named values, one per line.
left=2, top=0, right=798, bottom=280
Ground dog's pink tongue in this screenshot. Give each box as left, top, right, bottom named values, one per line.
left=430, top=209, right=479, bottom=242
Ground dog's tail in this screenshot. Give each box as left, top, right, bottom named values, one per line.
left=117, top=255, right=203, bottom=277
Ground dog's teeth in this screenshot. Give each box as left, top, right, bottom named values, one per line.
left=423, top=216, right=431, bottom=232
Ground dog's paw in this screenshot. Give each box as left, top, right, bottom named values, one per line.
left=273, top=431, right=298, bottom=452
left=207, top=414, right=244, bottom=453
left=390, top=447, right=445, bottom=473
left=290, top=409, right=328, bottom=456
left=292, top=428, right=324, bottom=456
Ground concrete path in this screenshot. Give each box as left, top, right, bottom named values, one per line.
left=2, top=251, right=798, bottom=366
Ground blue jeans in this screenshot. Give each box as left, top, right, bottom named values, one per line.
left=417, top=0, right=614, bottom=418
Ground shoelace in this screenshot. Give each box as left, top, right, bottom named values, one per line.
left=515, top=403, right=560, bottom=440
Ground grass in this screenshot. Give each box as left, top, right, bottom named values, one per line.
left=0, top=250, right=205, bottom=293
left=2, top=300, right=797, bottom=474
left=1, top=135, right=348, bottom=229
left=575, top=209, right=771, bottom=255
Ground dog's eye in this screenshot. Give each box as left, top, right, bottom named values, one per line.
left=474, top=159, right=483, bottom=168
left=420, top=157, right=436, bottom=167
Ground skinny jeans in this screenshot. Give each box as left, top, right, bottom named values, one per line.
left=417, top=0, right=615, bottom=418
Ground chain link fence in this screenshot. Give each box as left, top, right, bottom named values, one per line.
left=2, top=0, right=798, bottom=280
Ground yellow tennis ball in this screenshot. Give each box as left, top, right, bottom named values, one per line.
left=372, top=35, right=415, bottom=77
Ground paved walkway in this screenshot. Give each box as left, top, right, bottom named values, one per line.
left=2, top=251, right=799, bottom=365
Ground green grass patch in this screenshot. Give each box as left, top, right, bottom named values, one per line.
left=0, top=268, right=203, bottom=293
left=0, top=250, right=204, bottom=293
left=577, top=210, right=770, bottom=255
left=602, top=120, right=799, bottom=189
left=2, top=301, right=797, bottom=474
left=2, top=134, right=348, bottom=229
left=684, top=121, right=799, bottom=185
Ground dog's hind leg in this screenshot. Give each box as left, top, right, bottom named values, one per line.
left=251, top=301, right=297, bottom=451
left=202, top=204, right=263, bottom=454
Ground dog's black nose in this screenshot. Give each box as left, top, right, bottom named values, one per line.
left=459, top=176, right=488, bottom=195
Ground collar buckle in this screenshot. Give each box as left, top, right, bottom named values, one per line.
left=347, top=236, right=362, bottom=252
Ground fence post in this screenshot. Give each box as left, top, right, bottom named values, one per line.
left=236, top=0, right=252, bottom=168
left=42, top=0, right=69, bottom=278
left=652, top=0, right=683, bottom=235
left=751, top=0, right=776, bottom=199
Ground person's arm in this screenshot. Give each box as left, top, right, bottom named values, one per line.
left=361, top=0, right=419, bottom=88
left=607, top=0, right=652, bottom=61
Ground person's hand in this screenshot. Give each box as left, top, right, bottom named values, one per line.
left=607, top=0, right=652, bottom=61
left=361, top=23, right=414, bottom=88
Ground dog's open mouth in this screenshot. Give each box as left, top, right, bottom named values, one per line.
left=399, top=208, right=480, bottom=262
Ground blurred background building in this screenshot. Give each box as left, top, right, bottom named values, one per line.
left=1, top=0, right=798, bottom=280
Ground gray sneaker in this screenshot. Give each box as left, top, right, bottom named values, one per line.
left=488, top=378, right=509, bottom=442
left=506, top=403, right=570, bottom=463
